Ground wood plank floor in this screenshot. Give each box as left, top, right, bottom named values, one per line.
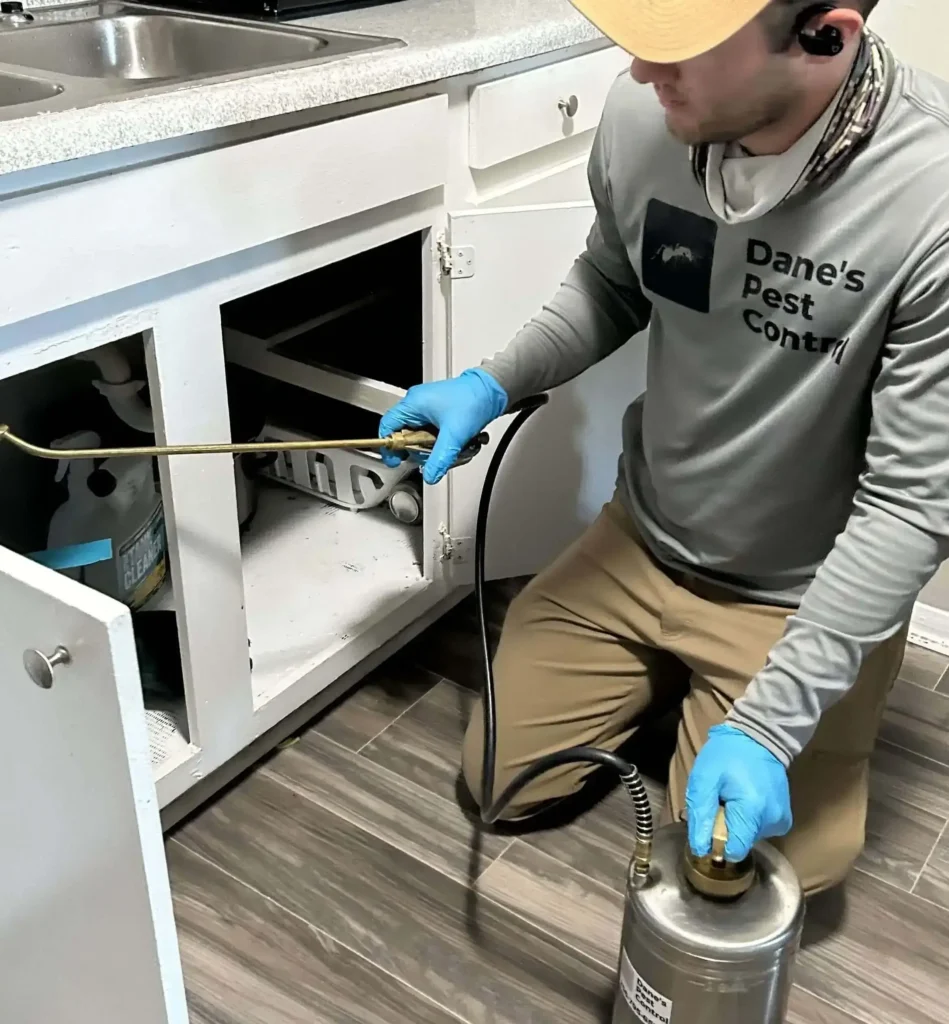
left=168, top=584, right=949, bottom=1023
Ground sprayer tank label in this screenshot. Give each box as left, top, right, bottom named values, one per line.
left=620, top=950, right=673, bottom=1024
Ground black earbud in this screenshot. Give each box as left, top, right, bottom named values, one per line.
left=794, top=3, right=845, bottom=57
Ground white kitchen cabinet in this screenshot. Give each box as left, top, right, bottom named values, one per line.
left=0, top=42, right=626, bottom=1018
left=0, top=549, right=188, bottom=1023
left=445, top=202, right=646, bottom=581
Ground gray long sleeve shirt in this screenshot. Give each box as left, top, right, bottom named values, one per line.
left=481, top=62, right=949, bottom=766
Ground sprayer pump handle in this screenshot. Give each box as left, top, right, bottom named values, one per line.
left=710, top=807, right=729, bottom=865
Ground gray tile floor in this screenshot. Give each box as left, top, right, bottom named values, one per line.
left=168, top=587, right=949, bottom=1023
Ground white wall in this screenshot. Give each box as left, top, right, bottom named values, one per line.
left=870, top=1, right=949, bottom=78
left=921, top=569, right=949, bottom=611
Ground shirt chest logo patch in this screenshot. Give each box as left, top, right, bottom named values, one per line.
left=641, top=199, right=717, bottom=314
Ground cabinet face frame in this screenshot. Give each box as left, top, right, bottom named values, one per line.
left=0, top=189, right=450, bottom=802
left=0, top=40, right=628, bottom=810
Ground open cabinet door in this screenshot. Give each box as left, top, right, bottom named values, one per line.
left=448, top=203, right=647, bottom=581
left=0, top=549, right=188, bottom=1024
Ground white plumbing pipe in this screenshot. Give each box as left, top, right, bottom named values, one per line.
left=77, top=345, right=154, bottom=434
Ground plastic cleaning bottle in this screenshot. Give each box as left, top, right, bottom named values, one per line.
left=46, top=430, right=167, bottom=609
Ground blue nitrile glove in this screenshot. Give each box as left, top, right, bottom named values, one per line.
left=378, top=368, right=508, bottom=486
left=685, top=724, right=792, bottom=862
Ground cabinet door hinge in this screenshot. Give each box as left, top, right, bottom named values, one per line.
left=437, top=235, right=476, bottom=280
left=438, top=526, right=471, bottom=564
left=438, top=525, right=454, bottom=561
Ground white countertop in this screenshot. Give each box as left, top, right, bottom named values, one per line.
left=3, top=0, right=605, bottom=178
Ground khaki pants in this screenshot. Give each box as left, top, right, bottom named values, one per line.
left=462, top=497, right=905, bottom=895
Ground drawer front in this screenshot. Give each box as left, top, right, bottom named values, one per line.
left=468, top=46, right=629, bottom=169
left=0, top=94, right=448, bottom=332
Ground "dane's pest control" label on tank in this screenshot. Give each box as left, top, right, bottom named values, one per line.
left=619, top=950, right=673, bottom=1024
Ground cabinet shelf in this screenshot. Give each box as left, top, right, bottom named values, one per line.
left=145, top=703, right=192, bottom=780
left=241, top=483, right=426, bottom=709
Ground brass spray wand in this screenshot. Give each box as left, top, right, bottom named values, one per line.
left=0, top=424, right=487, bottom=462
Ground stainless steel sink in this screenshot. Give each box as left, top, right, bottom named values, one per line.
left=0, top=1, right=402, bottom=119
left=0, top=3, right=389, bottom=82
left=0, top=69, right=63, bottom=106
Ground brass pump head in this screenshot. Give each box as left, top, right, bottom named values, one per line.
left=683, top=807, right=755, bottom=899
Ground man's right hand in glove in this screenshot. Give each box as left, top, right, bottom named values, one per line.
left=378, top=368, right=508, bottom=485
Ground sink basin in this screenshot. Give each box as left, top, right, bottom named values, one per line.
left=0, top=2, right=399, bottom=83
left=0, top=70, right=63, bottom=106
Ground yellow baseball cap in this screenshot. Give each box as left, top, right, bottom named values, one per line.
left=571, top=0, right=773, bottom=63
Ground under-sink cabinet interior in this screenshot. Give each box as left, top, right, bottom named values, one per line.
left=0, top=225, right=440, bottom=806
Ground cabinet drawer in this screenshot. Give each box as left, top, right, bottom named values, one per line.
left=468, top=46, right=629, bottom=169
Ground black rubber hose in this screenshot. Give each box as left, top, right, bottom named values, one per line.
left=475, top=394, right=549, bottom=816
left=474, top=394, right=654, bottom=855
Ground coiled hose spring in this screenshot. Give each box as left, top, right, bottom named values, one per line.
left=472, top=394, right=654, bottom=887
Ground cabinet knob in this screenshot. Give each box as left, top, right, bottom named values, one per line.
left=558, top=95, right=579, bottom=118
left=23, top=645, right=71, bottom=689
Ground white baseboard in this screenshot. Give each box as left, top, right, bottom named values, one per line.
left=909, top=601, right=949, bottom=656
